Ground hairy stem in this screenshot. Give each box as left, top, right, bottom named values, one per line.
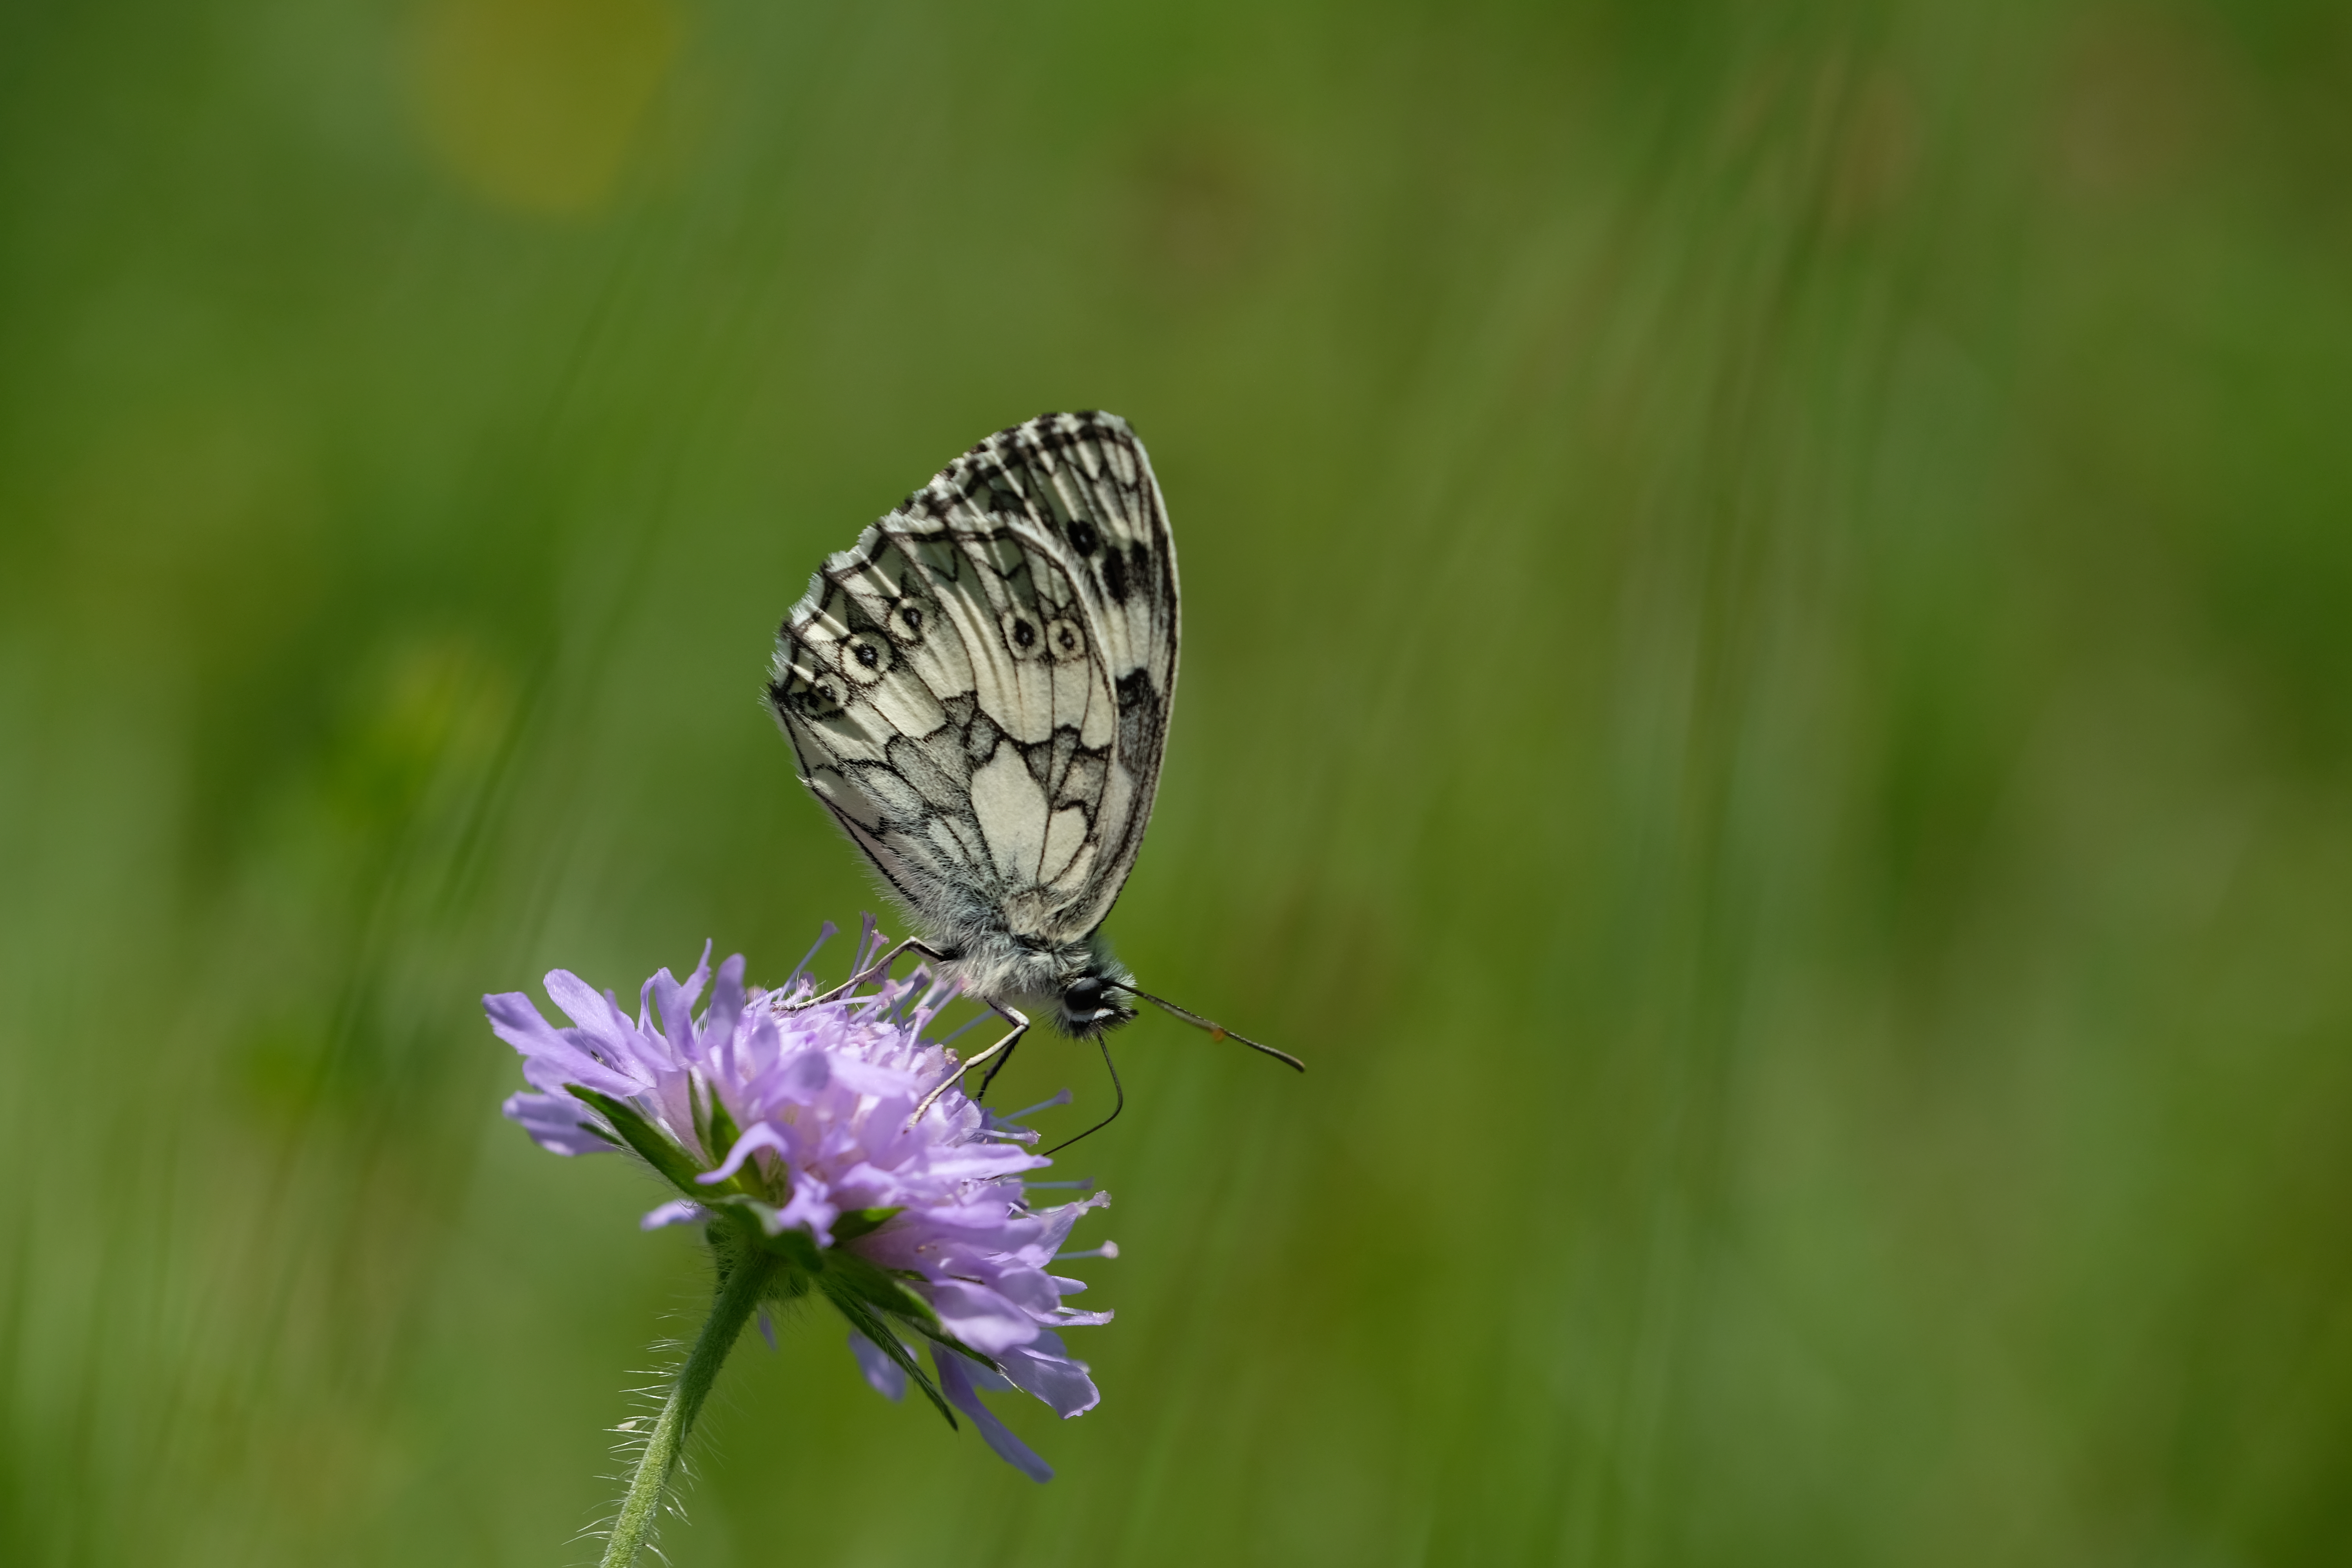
left=601, top=1248, right=780, bottom=1568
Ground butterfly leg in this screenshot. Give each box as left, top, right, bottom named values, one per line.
left=784, top=936, right=950, bottom=1011
left=975, top=1031, right=1024, bottom=1101
left=911, top=1005, right=1028, bottom=1122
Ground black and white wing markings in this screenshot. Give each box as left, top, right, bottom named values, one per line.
left=896, top=412, right=1179, bottom=937
left=768, top=411, right=1179, bottom=947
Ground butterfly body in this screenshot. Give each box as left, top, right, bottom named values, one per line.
left=913, top=927, right=1138, bottom=1040
left=767, top=411, right=1176, bottom=1042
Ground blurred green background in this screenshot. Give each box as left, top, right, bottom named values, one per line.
left=6, top=0, right=2352, bottom=1563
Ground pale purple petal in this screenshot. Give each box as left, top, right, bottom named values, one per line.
left=503, top=1091, right=613, bottom=1155
left=996, top=1330, right=1100, bottom=1417
left=935, top=1349, right=1053, bottom=1483
left=1028, top=1191, right=1113, bottom=1258
left=763, top=1047, right=833, bottom=1102
left=651, top=954, right=711, bottom=1071
left=924, top=1280, right=1045, bottom=1355
left=738, top=1009, right=782, bottom=1080
left=640, top=1200, right=706, bottom=1230
left=764, top=1174, right=841, bottom=1249
left=699, top=1122, right=791, bottom=1185
left=485, top=992, right=643, bottom=1096
left=543, top=969, right=637, bottom=1049
left=848, top=1332, right=907, bottom=1401
left=953, top=1357, right=1015, bottom=1393
left=679, top=941, right=713, bottom=1006
left=705, top=954, right=748, bottom=1081
left=1043, top=1306, right=1116, bottom=1328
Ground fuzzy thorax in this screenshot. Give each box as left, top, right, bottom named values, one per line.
left=927, top=926, right=1138, bottom=1040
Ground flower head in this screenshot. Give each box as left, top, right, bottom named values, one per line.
left=485, top=923, right=1113, bottom=1480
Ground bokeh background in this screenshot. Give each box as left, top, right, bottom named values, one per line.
left=6, top=1, right=2352, bottom=1563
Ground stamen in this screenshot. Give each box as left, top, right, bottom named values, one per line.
left=782, top=921, right=840, bottom=994
left=1001, top=1088, right=1074, bottom=1123
left=932, top=1009, right=993, bottom=1047
left=908, top=975, right=967, bottom=1039
left=887, top=974, right=927, bottom=1023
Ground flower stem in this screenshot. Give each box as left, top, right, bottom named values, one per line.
left=601, top=1248, right=780, bottom=1568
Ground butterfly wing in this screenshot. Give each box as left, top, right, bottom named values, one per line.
left=768, top=411, right=1178, bottom=947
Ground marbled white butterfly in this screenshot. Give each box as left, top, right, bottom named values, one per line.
left=766, top=411, right=1301, bottom=1140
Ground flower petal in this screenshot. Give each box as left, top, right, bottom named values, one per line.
left=706, top=953, right=749, bottom=1080
left=700, top=1122, right=791, bottom=1184
left=760, top=1168, right=842, bottom=1247
left=923, top=1280, right=1044, bottom=1355
left=996, top=1329, right=1100, bottom=1417
left=848, top=1332, right=908, bottom=1401
left=543, top=969, right=637, bottom=1051
left=935, top=1349, right=1053, bottom=1483
left=502, top=1091, right=614, bottom=1155
left=485, top=992, right=643, bottom=1096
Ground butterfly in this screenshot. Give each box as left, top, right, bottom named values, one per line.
left=765, top=410, right=1301, bottom=1141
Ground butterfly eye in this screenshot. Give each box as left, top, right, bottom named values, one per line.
left=1044, top=618, right=1085, bottom=661
left=1000, top=607, right=1043, bottom=659
left=885, top=598, right=926, bottom=642
left=1066, top=519, right=1099, bottom=555
left=839, top=632, right=893, bottom=684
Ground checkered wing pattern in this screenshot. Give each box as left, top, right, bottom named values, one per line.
left=768, top=412, right=1178, bottom=947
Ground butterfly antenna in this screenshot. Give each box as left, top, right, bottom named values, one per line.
left=1043, top=1038, right=1125, bottom=1156
left=1112, top=985, right=1306, bottom=1072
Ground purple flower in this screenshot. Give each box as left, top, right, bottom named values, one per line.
left=485, top=924, right=1114, bottom=1481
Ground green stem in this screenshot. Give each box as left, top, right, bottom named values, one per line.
left=601, top=1248, right=780, bottom=1568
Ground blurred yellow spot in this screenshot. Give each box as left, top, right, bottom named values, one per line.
left=407, top=0, right=682, bottom=216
